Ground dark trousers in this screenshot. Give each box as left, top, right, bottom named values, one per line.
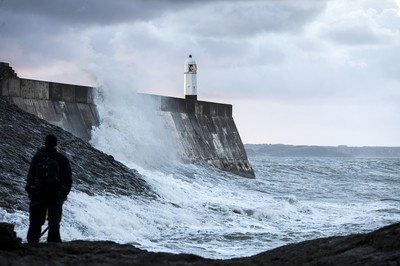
left=27, top=195, right=64, bottom=243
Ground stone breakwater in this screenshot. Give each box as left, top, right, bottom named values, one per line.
left=1, top=222, right=399, bottom=265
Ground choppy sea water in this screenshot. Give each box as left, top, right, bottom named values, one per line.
left=4, top=156, right=400, bottom=259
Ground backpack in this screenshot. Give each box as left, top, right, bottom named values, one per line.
left=35, top=153, right=60, bottom=191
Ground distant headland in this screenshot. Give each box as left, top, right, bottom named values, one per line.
left=245, top=144, right=400, bottom=158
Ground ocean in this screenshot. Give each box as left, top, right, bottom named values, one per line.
left=4, top=155, right=400, bottom=259
left=2, top=82, right=399, bottom=259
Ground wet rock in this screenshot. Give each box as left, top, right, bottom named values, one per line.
left=0, top=223, right=22, bottom=251
left=236, top=222, right=400, bottom=266
left=0, top=222, right=399, bottom=265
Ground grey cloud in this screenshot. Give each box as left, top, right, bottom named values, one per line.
left=354, top=45, right=400, bottom=81
left=362, top=0, right=398, bottom=12
left=1, top=0, right=164, bottom=26
left=0, top=0, right=220, bottom=27
left=172, top=1, right=329, bottom=39
left=0, top=11, right=90, bottom=68
left=319, top=1, right=400, bottom=46
left=0, top=0, right=329, bottom=45
left=324, top=25, right=380, bottom=45
left=376, top=8, right=400, bottom=30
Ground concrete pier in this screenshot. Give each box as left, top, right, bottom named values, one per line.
left=0, top=62, right=254, bottom=178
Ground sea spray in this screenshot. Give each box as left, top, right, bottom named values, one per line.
left=88, top=64, right=182, bottom=169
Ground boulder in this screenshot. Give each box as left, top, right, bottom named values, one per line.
left=0, top=223, right=22, bottom=250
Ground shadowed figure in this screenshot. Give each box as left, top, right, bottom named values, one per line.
left=25, top=134, right=72, bottom=243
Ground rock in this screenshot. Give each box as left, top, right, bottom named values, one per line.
left=236, top=222, right=400, bottom=266
left=0, top=223, right=22, bottom=250
left=0, top=222, right=399, bottom=265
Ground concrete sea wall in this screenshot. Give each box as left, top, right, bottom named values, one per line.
left=0, top=62, right=254, bottom=178
left=145, top=95, right=254, bottom=177
left=0, top=63, right=99, bottom=141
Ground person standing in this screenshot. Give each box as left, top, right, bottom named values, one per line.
left=25, top=134, right=72, bottom=243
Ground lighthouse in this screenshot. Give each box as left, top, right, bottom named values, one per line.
left=184, top=54, right=197, bottom=100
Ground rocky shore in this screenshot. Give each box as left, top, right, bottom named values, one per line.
left=1, top=222, right=399, bottom=265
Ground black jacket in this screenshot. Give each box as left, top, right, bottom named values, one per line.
left=25, top=147, right=72, bottom=199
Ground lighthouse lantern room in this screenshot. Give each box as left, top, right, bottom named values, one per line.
left=184, top=54, right=197, bottom=100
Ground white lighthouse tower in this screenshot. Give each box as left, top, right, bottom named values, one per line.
left=184, top=54, right=197, bottom=100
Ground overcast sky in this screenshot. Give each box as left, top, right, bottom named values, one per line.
left=1, top=0, right=399, bottom=146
